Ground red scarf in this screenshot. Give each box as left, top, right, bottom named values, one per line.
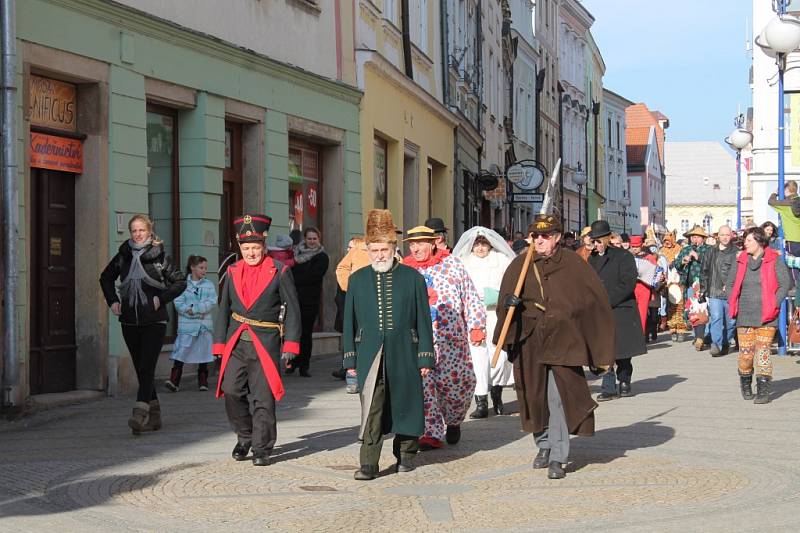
left=728, top=247, right=780, bottom=324
left=403, top=254, right=443, bottom=269
left=239, top=258, right=271, bottom=309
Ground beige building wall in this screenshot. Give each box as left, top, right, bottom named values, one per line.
left=666, top=205, right=737, bottom=235
left=115, top=0, right=356, bottom=84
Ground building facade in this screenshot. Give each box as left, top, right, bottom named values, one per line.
left=557, top=0, right=594, bottom=232
left=4, top=0, right=362, bottom=404
left=586, top=33, right=605, bottom=226
left=602, top=88, right=633, bottom=233
left=506, top=0, right=539, bottom=232
left=626, top=103, right=669, bottom=235
left=749, top=2, right=800, bottom=226
left=356, top=0, right=456, bottom=243
left=665, top=142, right=737, bottom=236
left=533, top=0, right=560, bottom=190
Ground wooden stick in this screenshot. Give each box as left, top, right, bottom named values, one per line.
left=492, top=238, right=536, bottom=368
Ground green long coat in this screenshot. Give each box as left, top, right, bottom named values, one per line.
left=343, top=261, right=435, bottom=438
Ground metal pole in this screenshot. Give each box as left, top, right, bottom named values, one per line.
left=1, top=0, right=19, bottom=407
left=736, top=151, right=742, bottom=231
left=778, top=52, right=788, bottom=355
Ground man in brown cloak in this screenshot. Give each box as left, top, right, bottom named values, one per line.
left=494, top=214, right=616, bottom=479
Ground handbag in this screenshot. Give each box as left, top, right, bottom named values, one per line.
left=789, top=309, right=800, bottom=345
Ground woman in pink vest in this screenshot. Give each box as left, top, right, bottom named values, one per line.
left=727, top=227, right=792, bottom=404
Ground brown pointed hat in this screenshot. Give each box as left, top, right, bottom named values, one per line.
left=365, top=209, right=398, bottom=244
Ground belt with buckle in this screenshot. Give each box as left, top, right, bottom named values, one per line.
left=231, top=312, right=283, bottom=337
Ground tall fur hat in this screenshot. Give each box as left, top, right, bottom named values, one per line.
left=365, top=209, right=398, bottom=244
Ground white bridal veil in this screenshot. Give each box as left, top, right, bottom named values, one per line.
left=452, top=226, right=516, bottom=261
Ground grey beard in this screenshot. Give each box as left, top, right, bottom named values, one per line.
left=371, top=259, right=392, bottom=273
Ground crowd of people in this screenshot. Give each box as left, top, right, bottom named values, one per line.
left=99, top=200, right=796, bottom=480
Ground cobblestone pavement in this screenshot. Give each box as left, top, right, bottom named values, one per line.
left=2, top=336, right=800, bottom=532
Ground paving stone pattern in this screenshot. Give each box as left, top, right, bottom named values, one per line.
left=2, top=336, right=800, bottom=532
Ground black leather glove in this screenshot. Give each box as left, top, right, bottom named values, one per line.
left=504, top=295, right=522, bottom=309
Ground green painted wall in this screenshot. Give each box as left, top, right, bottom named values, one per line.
left=16, top=0, right=362, bottom=362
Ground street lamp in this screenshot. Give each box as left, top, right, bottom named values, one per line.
left=620, top=195, right=631, bottom=234
left=573, top=169, right=587, bottom=230
left=755, top=1, right=800, bottom=356
left=724, top=114, right=753, bottom=231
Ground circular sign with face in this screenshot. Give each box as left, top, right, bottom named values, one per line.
left=507, top=162, right=545, bottom=191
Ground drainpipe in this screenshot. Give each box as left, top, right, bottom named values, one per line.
left=583, top=106, right=590, bottom=225
left=1, top=0, right=19, bottom=409
left=592, top=101, right=600, bottom=220
left=535, top=68, right=545, bottom=160
left=440, top=0, right=449, bottom=107
left=557, top=82, right=564, bottom=227
left=400, top=0, right=413, bottom=79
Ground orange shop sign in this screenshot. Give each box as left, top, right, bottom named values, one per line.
left=30, top=133, right=83, bottom=173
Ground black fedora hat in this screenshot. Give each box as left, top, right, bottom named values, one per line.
left=424, top=217, right=448, bottom=234
left=589, top=220, right=612, bottom=239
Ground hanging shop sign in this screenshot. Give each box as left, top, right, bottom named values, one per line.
left=29, top=75, right=77, bottom=132
left=306, top=184, right=318, bottom=218
left=30, top=133, right=83, bottom=173
left=505, top=160, right=546, bottom=191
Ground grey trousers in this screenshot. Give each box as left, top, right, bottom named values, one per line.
left=533, top=369, right=569, bottom=464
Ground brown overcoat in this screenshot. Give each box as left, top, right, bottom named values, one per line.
left=493, top=245, right=616, bottom=436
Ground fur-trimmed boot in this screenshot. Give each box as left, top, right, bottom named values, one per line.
left=139, top=400, right=162, bottom=432
left=128, top=401, right=150, bottom=435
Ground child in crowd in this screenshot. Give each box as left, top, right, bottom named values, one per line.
left=165, top=255, right=217, bottom=392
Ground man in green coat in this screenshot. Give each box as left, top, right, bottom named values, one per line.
left=343, top=209, right=435, bottom=481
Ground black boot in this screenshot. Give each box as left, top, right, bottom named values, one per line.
left=469, top=395, right=489, bottom=419
left=739, top=373, right=754, bottom=400
left=445, top=425, right=461, bottom=445
left=754, top=376, right=771, bottom=404
left=165, top=365, right=182, bottom=392
left=354, top=465, right=378, bottom=481
left=490, top=385, right=504, bottom=415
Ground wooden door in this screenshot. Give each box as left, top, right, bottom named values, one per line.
left=220, top=122, right=243, bottom=268
left=30, top=168, right=76, bottom=394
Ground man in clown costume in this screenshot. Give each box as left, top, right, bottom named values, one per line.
left=403, top=225, right=485, bottom=449
left=213, top=214, right=301, bottom=467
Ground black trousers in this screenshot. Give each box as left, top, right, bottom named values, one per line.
left=221, top=340, right=276, bottom=456
left=616, top=358, right=633, bottom=383
left=122, top=323, right=167, bottom=402
left=360, top=375, right=419, bottom=467
left=294, top=303, right=319, bottom=370
left=646, top=308, right=660, bottom=340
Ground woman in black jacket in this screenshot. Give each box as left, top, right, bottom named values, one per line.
left=99, top=214, right=186, bottom=434
left=289, top=227, right=329, bottom=377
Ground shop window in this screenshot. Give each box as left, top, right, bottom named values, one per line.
left=374, top=136, right=388, bottom=209
left=288, top=138, right=322, bottom=232
left=146, top=105, right=180, bottom=339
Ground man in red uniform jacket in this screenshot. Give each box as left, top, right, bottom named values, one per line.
left=213, top=214, right=301, bottom=466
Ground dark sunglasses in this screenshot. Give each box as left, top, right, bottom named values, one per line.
left=531, top=232, right=555, bottom=240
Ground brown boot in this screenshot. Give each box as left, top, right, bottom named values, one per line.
left=140, top=400, right=162, bottom=431
left=128, top=401, right=150, bottom=435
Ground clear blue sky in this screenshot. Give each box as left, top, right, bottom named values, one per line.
left=581, top=0, right=753, bottom=143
